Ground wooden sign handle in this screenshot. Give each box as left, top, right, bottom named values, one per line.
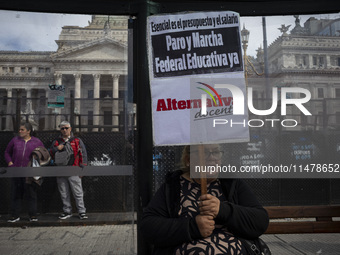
left=198, top=145, right=207, bottom=195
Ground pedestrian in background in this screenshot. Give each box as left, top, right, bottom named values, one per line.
left=49, top=120, right=88, bottom=220
left=5, top=122, right=44, bottom=222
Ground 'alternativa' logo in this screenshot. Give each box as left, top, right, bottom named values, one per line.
left=196, top=82, right=223, bottom=116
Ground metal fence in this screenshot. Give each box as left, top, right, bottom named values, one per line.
left=1, top=128, right=339, bottom=214
left=152, top=130, right=340, bottom=206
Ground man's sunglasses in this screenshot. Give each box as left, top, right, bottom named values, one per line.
left=60, top=127, right=70, bottom=130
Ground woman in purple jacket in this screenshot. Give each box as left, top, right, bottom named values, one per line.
left=5, top=122, right=44, bottom=222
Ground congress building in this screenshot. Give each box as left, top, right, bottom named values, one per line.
left=247, top=15, right=340, bottom=131
left=0, top=15, right=130, bottom=132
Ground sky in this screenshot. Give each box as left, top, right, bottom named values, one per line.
left=240, top=12, right=340, bottom=56
left=0, top=10, right=91, bottom=51
left=0, top=10, right=339, bottom=56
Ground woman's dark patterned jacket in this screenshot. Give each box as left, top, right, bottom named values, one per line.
left=140, top=170, right=269, bottom=255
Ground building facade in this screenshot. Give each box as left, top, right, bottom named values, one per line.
left=248, top=16, right=340, bottom=130
left=1, top=15, right=340, bottom=132
left=0, top=15, right=129, bottom=132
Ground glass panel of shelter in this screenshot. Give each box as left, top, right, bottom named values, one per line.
left=0, top=11, right=135, bottom=245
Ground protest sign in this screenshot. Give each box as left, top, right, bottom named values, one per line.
left=148, top=11, right=249, bottom=145
left=47, top=84, right=65, bottom=108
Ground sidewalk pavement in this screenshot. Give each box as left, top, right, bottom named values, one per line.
left=1, top=213, right=340, bottom=254
left=262, top=233, right=340, bottom=254
left=0, top=225, right=136, bottom=255
left=0, top=212, right=136, bottom=255
left=0, top=212, right=134, bottom=228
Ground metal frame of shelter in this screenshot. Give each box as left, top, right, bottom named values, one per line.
left=1, top=0, right=340, bottom=254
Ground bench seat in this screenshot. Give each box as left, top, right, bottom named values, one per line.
left=264, top=205, right=340, bottom=234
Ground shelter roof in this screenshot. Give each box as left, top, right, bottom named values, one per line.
left=0, top=0, right=339, bottom=16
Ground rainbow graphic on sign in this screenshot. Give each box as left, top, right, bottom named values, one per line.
left=196, top=82, right=223, bottom=106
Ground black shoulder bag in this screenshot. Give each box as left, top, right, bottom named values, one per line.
left=240, top=237, right=271, bottom=255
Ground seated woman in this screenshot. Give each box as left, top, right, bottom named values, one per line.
left=140, top=144, right=269, bottom=255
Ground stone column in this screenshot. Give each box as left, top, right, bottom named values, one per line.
left=44, top=89, right=50, bottom=130
left=308, top=55, right=313, bottom=68
left=326, top=55, right=331, bottom=68
left=74, top=73, right=82, bottom=129
left=54, top=73, right=63, bottom=129
left=327, top=84, right=333, bottom=98
left=309, top=84, right=316, bottom=126
left=23, top=88, right=32, bottom=128
left=55, top=73, right=63, bottom=85
left=26, top=88, right=32, bottom=114
left=309, top=84, right=315, bottom=99
left=93, top=74, right=101, bottom=131
left=112, top=74, right=120, bottom=132
left=6, top=88, right=12, bottom=130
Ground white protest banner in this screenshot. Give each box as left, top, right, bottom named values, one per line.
left=148, top=11, right=249, bottom=146
left=48, top=84, right=65, bottom=108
